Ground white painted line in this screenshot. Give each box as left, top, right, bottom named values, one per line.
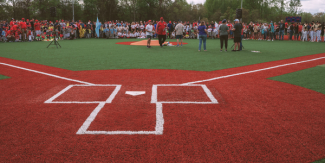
left=155, top=103, right=164, bottom=135
left=182, top=56, right=325, bottom=85
left=0, top=62, right=94, bottom=85
left=151, top=84, right=218, bottom=104
left=125, top=91, right=146, bottom=96
left=201, top=85, right=218, bottom=103
left=44, top=85, right=74, bottom=103
left=151, top=85, right=158, bottom=103
left=45, top=84, right=121, bottom=104
left=106, top=85, right=121, bottom=103
left=76, top=102, right=106, bottom=134
left=82, top=131, right=157, bottom=135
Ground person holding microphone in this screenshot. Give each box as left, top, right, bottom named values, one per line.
left=219, top=19, right=229, bottom=52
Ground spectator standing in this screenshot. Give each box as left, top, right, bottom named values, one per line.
left=279, top=20, right=285, bottom=40
left=146, top=20, right=154, bottom=48
left=232, top=19, right=242, bottom=51
left=198, top=21, right=207, bottom=52
left=19, top=18, right=27, bottom=41
left=175, top=20, right=185, bottom=47
left=219, top=19, right=229, bottom=52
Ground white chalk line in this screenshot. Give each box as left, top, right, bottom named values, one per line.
left=76, top=85, right=121, bottom=134
left=182, top=56, right=325, bottom=85
left=0, top=62, right=94, bottom=85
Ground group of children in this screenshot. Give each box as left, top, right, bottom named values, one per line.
left=2, top=18, right=325, bottom=43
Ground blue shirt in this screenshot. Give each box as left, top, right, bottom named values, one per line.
left=1, top=30, right=5, bottom=36
left=168, top=23, right=172, bottom=30
left=198, top=25, right=206, bottom=35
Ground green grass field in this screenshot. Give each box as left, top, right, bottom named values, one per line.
left=0, top=75, right=10, bottom=80
left=269, top=66, right=325, bottom=95
left=1, top=39, right=325, bottom=71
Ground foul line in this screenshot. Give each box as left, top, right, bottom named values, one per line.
left=0, top=62, right=94, bottom=85
left=182, top=56, right=325, bottom=85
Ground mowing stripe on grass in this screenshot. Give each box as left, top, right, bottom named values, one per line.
left=0, top=62, right=94, bottom=85
left=182, top=56, right=325, bottom=85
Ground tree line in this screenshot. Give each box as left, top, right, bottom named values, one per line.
left=0, top=0, right=325, bottom=23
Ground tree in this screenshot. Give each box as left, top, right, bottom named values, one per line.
left=288, top=0, right=302, bottom=15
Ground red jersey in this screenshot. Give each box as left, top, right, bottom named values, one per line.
left=156, top=21, right=167, bottom=35
left=34, top=22, right=41, bottom=30
left=27, top=30, right=31, bottom=36
left=12, top=24, right=18, bottom=31
left=10, top=21, right=15, bottom=27
left=227, top=23, right=233, bottom=30
left=285, top=22, right=288, bottom=28
left=19, top=21, right=27, bottom=29
left=298, top=25, right=302, bottom=32
left=6, top=30, right=11, bottom=36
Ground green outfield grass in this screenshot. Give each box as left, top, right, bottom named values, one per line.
left=1, top=39, right=325, bottom=71
left=269, top=66, right=325, bottom=95
left=0, top=75, right=10, bottom=80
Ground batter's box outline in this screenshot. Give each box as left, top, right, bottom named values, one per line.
left=44, top=84, right=218, bottom=135
left=44, top=84, right=121, bottom=104
left=151, top=84, right=219, bottom=104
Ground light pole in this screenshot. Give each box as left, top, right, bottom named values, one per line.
left=240, top=0, right=243, bottom=22
left=72, top=0, right=74, bottom=22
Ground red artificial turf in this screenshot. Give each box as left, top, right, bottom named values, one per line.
left=0, top=54, right=324, bottom=162
left=54, top=86, right=117, bottom=102
left=157, top=86, right=212, bottom=102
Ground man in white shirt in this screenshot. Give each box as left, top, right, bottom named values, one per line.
left=146, top=20, right=154, bottom=48
left=175, top=20, right=185, bottom=47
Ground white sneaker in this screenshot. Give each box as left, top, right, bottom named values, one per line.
left=272, top=39, right=274, bottom=41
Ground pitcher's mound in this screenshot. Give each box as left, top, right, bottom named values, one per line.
left=116, top=40, right=188, bottom=46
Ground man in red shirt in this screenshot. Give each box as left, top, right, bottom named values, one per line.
left=34, top=20, right=41, bottom=36
left=227, top=21, right=233, bottom=38
left=156, top=17, right=168, bottom=47
left=10, top=18, right=15, bottom=30
left=19, top=18, right=27, bottom=41
left=6, top=29, right=14, bottom=42
left=12, top=22, right=18, bottom=36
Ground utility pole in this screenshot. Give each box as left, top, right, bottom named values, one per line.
left=72, top=0, right=74, bottom=22
left=240, top=0, right=243, bottom=22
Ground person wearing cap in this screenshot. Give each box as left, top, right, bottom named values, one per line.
left=168, top=21, right=173, bottom=39
left=175, top=20, right=185, bottom=47
left=19, top=18, right=27, bottom=41
left=146, top=20, right=154, bottom=48
left=156, top=17, right=168, bottom=47
left=219, top=19, right=229, bottom=52
left=34, top=20, right=41, bottom=37
left=232, top=19, right=242, bottom=51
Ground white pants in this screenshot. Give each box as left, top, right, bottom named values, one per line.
left=317, top=30, right=321, bottom=42
left=36, top=30, right=41, bottom=36
left=301, top=32, right=307, bottom=41
left=313, top=31, right=317, bottom=42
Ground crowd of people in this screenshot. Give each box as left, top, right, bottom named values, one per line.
left=1, top=17, right=325, bottom=44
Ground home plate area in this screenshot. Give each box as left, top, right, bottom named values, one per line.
left=45, top=84, right=219, bottom=135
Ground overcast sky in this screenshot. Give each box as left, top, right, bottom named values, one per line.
left=186, top=0, right=325, bottom=14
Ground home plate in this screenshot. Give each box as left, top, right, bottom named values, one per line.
left=125, top=91, right=146, bottom=96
